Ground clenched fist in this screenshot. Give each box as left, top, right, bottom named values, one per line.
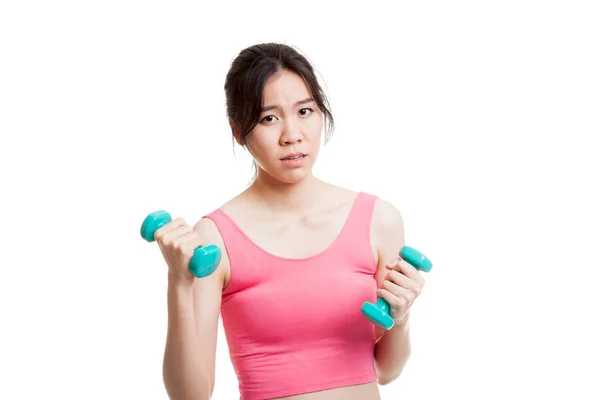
left=154, top=218, right=205, bottom=286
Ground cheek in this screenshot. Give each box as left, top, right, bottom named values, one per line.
left=310, top=115, right=323, bottom=130
left=309, top=119, right=324, bottom=142
left=246, top=134, right=277, bottom=163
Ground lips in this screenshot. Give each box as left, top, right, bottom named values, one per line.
left=281, top=152, right=307, bottom=160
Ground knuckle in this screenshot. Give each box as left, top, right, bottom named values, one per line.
left=156, top=233, right=167, bottom=245
left=154, top=226, right=166, bottom=239
left=173, top=237, right=187, bottom=252
left=387, top=271, right=400, bottom=281
left=162, top=238, right=174, bottom=248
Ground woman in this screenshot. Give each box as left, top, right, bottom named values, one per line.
left=154, top=42, right=426, bottom=400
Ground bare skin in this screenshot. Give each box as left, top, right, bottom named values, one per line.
left=161, top=69, right=411, bottom=399
left=197, top=182, right=386, bottom=400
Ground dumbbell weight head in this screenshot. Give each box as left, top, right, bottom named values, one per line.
left=401, top=245, right=433, bottom=272
left=361, top=245, right=432, bottom=330
left=141, top=210, right=172, bottom=242
left=189, top=245, right=221, bottom=277
left=140, top=210, right=222, bottom=278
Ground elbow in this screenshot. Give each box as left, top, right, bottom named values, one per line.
left=377, top=365, right=405, bottom=386
left=163, top=366, right=213, bottom=400
left=163, top=380, right=212, bottom=400
left=375, top=353, right=411, bottom=386
left=377, top=372, right=399, bottom=386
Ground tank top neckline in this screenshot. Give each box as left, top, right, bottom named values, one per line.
left=214, top=191, right=366, bottom=263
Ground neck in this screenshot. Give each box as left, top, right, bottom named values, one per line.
left=248, top=170, right=326, bottom=213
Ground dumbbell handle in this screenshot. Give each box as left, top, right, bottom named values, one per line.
left=140, top=210, right=221, bottom=278
left=362, top=245, right=432, bottom=330
left=370, top=297, right=393, bottom=316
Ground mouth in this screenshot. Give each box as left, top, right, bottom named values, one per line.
left=281, top=153, right=307, bottom=161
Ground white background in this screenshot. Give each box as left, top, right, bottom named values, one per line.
left=1, top=1, right=599, bottom=399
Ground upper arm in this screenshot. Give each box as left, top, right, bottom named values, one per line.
left=372, top=198, right=406, bottom=274
left=191, top=217, right=230, bottom=394
left=371, top=198, right=406, bottom=340
left=372, top=198, right=406, bottom=304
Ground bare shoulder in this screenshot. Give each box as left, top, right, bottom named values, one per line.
left=192, top=190, right=244, bottom=242
left=371, top=197, right=406, bottom=265
left=193, top=214, right=231, bottom=288
left=193, top=216, right=222, bottom=242
left=372, top=197, right=405, bottom=236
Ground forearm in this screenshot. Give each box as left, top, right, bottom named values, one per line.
left=374, top=313, right=412, bottom=385
left=163, top=281, right=211, bottom=400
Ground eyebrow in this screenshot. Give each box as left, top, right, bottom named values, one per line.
left=261, top=97, right=315, bottom=112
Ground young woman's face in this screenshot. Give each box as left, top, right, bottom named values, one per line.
left=243, top=70, right=323, bottom=184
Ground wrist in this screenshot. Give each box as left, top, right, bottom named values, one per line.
left=393, top=312, right=410, bottom=330
left=167, top=273, right=195, bottom=291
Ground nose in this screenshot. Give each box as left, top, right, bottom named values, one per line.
left=279, top=119, right=303, bottom=145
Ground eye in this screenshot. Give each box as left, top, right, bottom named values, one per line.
left=260, top=115, right=277, bottom=124
left=299, top=108, right=314, bottom=116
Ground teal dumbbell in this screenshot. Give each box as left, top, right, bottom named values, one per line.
left=361, top=245, right=432, bottom=330
left=140, top=210, right=222, bottom=278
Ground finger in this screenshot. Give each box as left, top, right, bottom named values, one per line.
left=385, top=257, right=402, bottom=269
left=377, top=287, right=409, bottom=308
left=376, top=287, right=396, bottom=304
left=387, top=258, right=422, bottom=280
left=176, top=231, right=205, bottom=252
left=160, top=224, right=193, bottom=245
left=154, top=217, right=186, bottom=240
left=398, top=259, right=427, bottom=285
left=384, top=270, right=415, bottom=289
left=381, top=279, right=416, bottom=298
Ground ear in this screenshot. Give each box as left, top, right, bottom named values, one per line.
left=230, top=120, right=243, bottom=146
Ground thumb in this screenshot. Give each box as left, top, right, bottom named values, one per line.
left=386, top=258, right=401, bottom=269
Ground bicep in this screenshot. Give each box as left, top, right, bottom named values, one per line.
left=373, top=198, right=406, bottom=276
left=371, top=199, right=406, bottom=340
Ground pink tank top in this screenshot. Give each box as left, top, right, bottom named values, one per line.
left=203, top=192, right=379, bottom=400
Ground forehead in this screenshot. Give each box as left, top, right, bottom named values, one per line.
left=262, top=70, right=312, bottom=103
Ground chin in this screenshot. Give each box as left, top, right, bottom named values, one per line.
left=262, top=165, right=311, bottom=184
left=278, top=169, right=312, bottom=184
left=258, top=156, right=316, bottom=184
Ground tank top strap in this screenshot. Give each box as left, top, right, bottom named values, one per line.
left=334, top=191, right=379, bottom=267
left=201, top=209, right=254, bottom=270
left=342, top=191, right=379, bottom=234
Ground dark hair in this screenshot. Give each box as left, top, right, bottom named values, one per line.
left=224, top=43, right=335, bottom=178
